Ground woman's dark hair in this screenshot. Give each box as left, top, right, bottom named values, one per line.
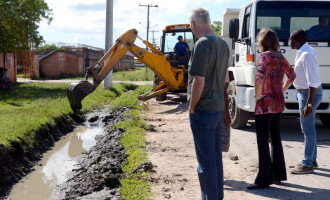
left=257, top=28, right=280, bottom=52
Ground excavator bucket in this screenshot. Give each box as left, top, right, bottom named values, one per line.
left=67, top=81, right=95, bottom=112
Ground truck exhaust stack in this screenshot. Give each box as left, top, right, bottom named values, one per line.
left=67, top=81, right=95, bottom=112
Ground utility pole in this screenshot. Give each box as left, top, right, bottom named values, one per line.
left=139, top=4, right=158, bottom=48
left=150, top=30, right=159, bottom=46
left=104, top=0, right=113, bottom=89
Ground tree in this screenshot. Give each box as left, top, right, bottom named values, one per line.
left=211, top=21, right=222, bottom=36
left=0, top=0, right=53, bottom=53
left=38, top=43, right=59, bottom=51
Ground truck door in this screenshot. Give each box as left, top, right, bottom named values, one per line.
left=236, top=4, right=253, bottom=67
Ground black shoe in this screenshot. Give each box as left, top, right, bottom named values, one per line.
left=313, top=161, right=318, bottom=169
left=273, top=180, right=281, bottom=185
left=247, top=184, right=269, bottom=190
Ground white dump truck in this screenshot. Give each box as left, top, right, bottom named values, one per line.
left=222, top=0, right=330, bottom=128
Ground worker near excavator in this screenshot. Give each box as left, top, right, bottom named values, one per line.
left=174, top=35, right=189, bottom=66
left=188, top=7, right=229, bottom=200
left=307, top=16, right=330, bottom=40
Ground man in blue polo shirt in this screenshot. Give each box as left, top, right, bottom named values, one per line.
left=307, top=16, right=330, bottom=40
left=174, top=35, right=189, bottom=66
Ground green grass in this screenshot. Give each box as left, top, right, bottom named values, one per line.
left=112, top=85, right=152, bottom=200
left=44, top=67, right=154, bottom=81
left=0, top=83, right=71, bottom=146
left=0, top=82, right=146, bottom=146
left=0, top=82, right=121, bottom=146
left=0, top=82, right=152, bottom=199
left=112, top=67, right=154, bottom=81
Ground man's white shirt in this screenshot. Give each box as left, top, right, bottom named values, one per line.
left=293, top=43, right=321, bottom=90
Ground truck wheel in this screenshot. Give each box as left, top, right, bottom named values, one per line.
left=319, top=114, right=330, bottom=128
left=154, top=75, right=167, bottom=101
left=227, top=81, right=249, bottom=129
left=156, top=93, right=167, bottom=101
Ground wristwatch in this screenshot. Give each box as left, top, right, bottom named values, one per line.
left=306, top=103, right=312, bottom=108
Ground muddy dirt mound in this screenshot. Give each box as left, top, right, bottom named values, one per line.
left=54, top=107, right=129, bottom=200
left=0, top=115, right=78, bottom=198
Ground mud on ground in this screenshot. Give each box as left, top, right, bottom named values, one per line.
left=1, top=107, right=146, bottom=200
left=0, top=114, right=78, bottom=198
left=54, top=107, right=130, bottom=200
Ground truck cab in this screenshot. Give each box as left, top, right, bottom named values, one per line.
left=222, top=0, right=330, bottom=128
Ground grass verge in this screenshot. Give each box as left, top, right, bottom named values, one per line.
left=0, top=82, right=124, bottom=146
left=112, top=67, right=154, bottom=81
left=37, top=67, right=154, bottom=81
left=111, top=85, right=152, bottom=200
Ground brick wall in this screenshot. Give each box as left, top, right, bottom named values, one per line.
left=39, top=51, right=83, bottom=78
left=32, top=54, right=40, bottom=78
left=114, top=55, right=134, bottom=71
left=0, top=53, right=16, bottom=82
left=83, top=48, right=104, bottom=69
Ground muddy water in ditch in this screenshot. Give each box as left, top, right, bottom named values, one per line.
left=9, top=125, right=104, bottom=200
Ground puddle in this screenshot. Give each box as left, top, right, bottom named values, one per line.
left=8, top=125, right=104, bottom=200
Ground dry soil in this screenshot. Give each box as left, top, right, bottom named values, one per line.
left=143, top=93, right=330, bottom=200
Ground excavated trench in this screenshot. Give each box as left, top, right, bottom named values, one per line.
left=0, top=107, right=150, bottom=200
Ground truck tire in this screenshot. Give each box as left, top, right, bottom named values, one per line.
left=154, top=75, right=167, bottom=101
left=319, top=114, right=330, bottom=128
left=156, top=93, right=167, bottom=101
left=227, top=81, right=249, bottom=129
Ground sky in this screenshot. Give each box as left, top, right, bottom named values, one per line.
left=38, top=0, right=252, bottom=49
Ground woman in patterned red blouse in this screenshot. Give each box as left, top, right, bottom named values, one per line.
left=247, top=28, right=296, bottom=190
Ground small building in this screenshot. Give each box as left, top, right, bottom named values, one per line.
left=1, top=43, right=136, bottom=81
left=38, top=44, right=104, bottom=78
left=39, top=50, right=84, bottom=78
left=113, top=51, right=135, bottom=71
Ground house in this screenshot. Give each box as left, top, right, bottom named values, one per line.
left=38, top=44, right=104, bottom=78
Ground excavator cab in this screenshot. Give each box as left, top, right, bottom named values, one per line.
left=154, top=24, right=196, bottom=101
left=67, top=25, right=196, bottom=112
left=161, top=24, right=197, bottom=68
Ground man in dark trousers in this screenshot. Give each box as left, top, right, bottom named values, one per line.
left=188, top=7, right=229, bottom=200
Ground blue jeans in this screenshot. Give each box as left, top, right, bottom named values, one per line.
left=297, top=87, right=323, bottom=167
left=190, top=110, right=224, bottom=200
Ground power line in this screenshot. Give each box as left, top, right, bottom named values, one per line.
left=139, top=3, right=158, bottom=48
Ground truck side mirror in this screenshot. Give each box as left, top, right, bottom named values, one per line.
left=229, top=18, right=239, bottom=40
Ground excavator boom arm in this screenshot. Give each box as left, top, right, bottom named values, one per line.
left=93, top=29, right=138, bottom=87
left=67, top=28, right=186, bottom=112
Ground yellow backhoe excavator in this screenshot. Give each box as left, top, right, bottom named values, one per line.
left=67, top=24, right=196, bottom=112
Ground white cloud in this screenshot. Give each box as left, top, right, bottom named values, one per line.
left=39, top=0, right=250, bottom=48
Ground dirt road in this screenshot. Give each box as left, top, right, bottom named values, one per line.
left=143, top=93, right=330, bottom=200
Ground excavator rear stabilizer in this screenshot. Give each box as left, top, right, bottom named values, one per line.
left=67, top=81, right=95, bottom=112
